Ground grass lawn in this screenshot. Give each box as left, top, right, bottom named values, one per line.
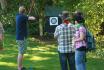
left=0, top=34, right=104, bottom=70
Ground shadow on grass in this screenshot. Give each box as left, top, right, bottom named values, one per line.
left=0, top=34, right=104, bottom=70
left=86, top=58, right=104, bottom=70
left=0, top=65, right=17, bottom=70
left=0, top=34, right=60, bottom=70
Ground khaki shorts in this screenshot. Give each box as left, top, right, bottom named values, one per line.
left=16, top=39, right=27, bottom=54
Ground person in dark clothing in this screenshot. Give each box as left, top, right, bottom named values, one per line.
left=16, top=6, right=36, bottom=70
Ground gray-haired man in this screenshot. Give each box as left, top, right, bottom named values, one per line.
left=54, top=11, right=76, bottom=70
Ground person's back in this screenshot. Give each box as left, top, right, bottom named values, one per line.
left=54, top=10, right=76, bottom=70
left=55, top=23, right=75, bottom=53
left=16, top=13, right=28, bottom=40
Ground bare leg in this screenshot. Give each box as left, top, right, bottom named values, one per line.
left=18, top=53, right=23, bottom=70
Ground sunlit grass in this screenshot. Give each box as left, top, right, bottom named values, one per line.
left=29, top=56, right=49, bottom=61
left=0, top=62, right=16, bottom=66
left=0, top=34, right=104, bottom=70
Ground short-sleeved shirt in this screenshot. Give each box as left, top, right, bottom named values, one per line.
left=16, top=14, right=28, bottom=40
left=54, top=23, right=76, bottom=53
left=74, top=25, right=87, bottom=49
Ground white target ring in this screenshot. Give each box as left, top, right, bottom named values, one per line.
left=50, top=17, right=58, bottom=25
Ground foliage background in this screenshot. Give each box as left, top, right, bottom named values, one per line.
left=0, top=0, right=104, bottom=58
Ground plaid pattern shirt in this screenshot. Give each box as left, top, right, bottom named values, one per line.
left=54, top=23, right=76, bottom=53
left=74, top=25, right=87, bottom=49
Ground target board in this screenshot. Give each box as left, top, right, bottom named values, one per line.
left=49, top=17, right=58, bottom=25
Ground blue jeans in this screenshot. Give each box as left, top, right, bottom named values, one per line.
left=59, top=52, right=76, bottom=70
left=75, top=50, right=86, bottom=70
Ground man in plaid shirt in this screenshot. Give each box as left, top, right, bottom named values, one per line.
left=54, top=11, right=76, bottom=70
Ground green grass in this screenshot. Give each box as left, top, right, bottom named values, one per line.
left=0, top=34, right=104, bottom=70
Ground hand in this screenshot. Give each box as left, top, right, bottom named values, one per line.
left=0, top=34, right=3, bottom=40
left=28, top=16, right=36, bottom=20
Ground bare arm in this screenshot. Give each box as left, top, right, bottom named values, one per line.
left=75, top=31, right=85, bottom=42
left=54, top=27, right=59, bottom=39
left=28, top=16, right=36, bottom=21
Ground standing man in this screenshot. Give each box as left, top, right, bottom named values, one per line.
left=0, top=21, right=4, bottom=51
left=54, top=11, right=76, bottom=70
left=16, top=6, right=36, bottom=70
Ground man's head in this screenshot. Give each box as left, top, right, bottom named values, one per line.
left=61, top=11, right=69, bottom=20
left=19, top=6, right=26, bottom=14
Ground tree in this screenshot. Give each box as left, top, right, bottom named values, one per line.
left=31, top=0, right=49, bottom=36
left=0, top=0, right=7, bottom=10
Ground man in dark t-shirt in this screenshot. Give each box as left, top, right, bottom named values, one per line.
left=16, top=14, right=28, bottom=40
left=16, top=6, right=36, bottom=70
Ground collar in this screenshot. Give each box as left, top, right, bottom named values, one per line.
left=63, top=20, right=70, bottom=24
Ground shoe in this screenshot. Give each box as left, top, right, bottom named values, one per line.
left=21, top=67, right=26, bottom=70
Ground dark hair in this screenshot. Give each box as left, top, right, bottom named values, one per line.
left=73, top=12, right=85, bottom=23
left=74, top=15, right=85, bottom=23
left=60, top=11, right=69, bottom=20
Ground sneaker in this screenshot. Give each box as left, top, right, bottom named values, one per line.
left=21, top=67, right=26, bottom=70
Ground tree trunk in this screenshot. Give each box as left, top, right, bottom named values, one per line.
left=39, top=18, right=43, bottom=37
left=38, top=0, right=45, bottom=37
left=0, top=0, right=7, bottom=10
